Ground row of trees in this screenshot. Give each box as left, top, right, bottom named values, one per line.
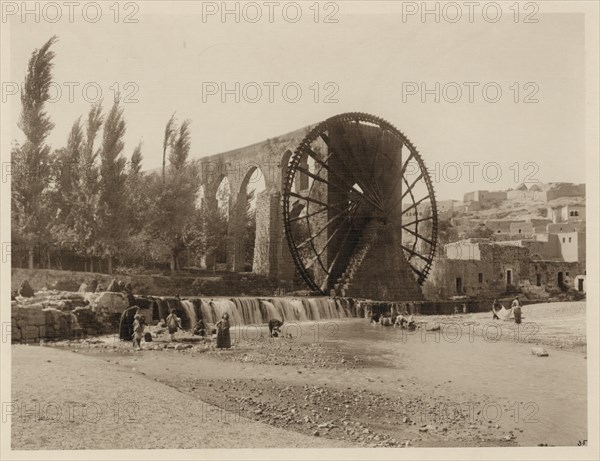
left=11, top=36, right=254, bottom=274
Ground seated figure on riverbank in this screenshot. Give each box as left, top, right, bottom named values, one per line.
left=370, top=312, right=381, bottom=324
left=193, top=319, right=207, bottom=337
left=394, top=314, right=416, bottom=330
left=381, top=314, right=392, bottom=326
left=269, top=319, right=283, bottom=337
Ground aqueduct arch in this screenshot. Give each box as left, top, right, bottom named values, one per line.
left=197, top=126, right=311, bottom=284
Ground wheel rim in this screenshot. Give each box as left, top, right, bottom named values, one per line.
left=283, top=112, right=438, bottom=295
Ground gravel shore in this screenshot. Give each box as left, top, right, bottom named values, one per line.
left=11, top=301, right=587, bottom=449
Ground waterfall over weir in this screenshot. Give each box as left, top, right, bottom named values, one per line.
left=142, top=296, right=361, bottom=329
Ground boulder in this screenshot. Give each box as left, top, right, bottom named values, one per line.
left=106, top=279, right=120, bottom=292
left=78, top=283, right=88, bottom=292
left=89, top=291, right=129, bottom=314
left=18, top=280, right=35, bottom=298
left=72, top=306, right=103, bottom=336
left=87, top=279, right=99, bottom=292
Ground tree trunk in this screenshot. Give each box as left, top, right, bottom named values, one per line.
left=107, top=254, right=113, bottom=274
left=90, top=258, right=94, bottom=273
left=170, top=251, right=176, bottom=274
left=46, top=248, right=51, bottom=269
left=28, top=249, right=34, bottom=270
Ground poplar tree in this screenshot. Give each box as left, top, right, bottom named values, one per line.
left=12, top=36, right=58, bottom=269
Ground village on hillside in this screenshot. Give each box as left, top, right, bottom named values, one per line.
left=419, top=182, right=586, bottom=301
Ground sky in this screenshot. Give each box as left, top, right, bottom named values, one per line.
left=3, top=1, right=586, bottom=201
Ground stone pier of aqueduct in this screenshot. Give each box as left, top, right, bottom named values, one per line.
left=198, top=125, right=312, bottom=286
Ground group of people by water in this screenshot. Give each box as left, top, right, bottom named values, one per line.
left=491, top=297, right=523, bottom=324
left=370, top=311, right=416, bottom=330
left=120, top=305, right=234, bottom=350
left=120, top=305, right=289, bottom=350
left=367, top=297, right=524, bottom=332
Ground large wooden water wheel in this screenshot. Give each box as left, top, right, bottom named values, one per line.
left=282, top=112, right=437, bottom=300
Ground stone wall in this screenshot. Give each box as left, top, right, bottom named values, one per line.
left=11, top=268, right=279, bottom=297
left=11, top=291, right=129, bottom=343
left=423, top=254, right=585, bottom=300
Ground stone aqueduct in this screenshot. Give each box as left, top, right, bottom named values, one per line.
left=198, top=125, right=311, bottom=285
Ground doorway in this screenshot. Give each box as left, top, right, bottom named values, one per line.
left=456, top=277, right=462, bottom=294
left=506, top=269, right=512, bottom=287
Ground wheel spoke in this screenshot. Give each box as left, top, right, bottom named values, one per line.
left=301, top=146, right=384, bottom=211
left=401, top=244, right=430, bottom=263
left=401, top=195, right=430, bottom=215
left=305, top=209, right=355, bottom=271
left=297, top=205, right=355, bottom=250
left=400, top=173, right=424, bottom=202
left=387, top=171, right=423, bottom=213
left=399, top=151, right=416, bottom=177
left=410, top=265, right=426, bottom=281
left=306, top=203, right=355, bottom=276
left=402, top=225, right=435, bottom=246
left=295, top=164, right=382, bottom=212
left=402, top=215, right=433, bottom=228
left=318, top=216, right=357, bottom=292
left=287, top=191, right=346, bottom=212
left=288, top=206, right=328, bottom=223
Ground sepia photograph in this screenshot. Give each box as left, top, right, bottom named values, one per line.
left=1, top=1, right=598, bottom=460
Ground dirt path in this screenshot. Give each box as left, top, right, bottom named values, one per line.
left=11, top=346, right=352, bottom=450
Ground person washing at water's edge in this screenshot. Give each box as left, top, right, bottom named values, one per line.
left=491, top=299, right=501, bottom=320
left=166, top=309, right=182, bottom=341
left=193, top=319, right=207, bottom=337
left=269, top=319, right=283, bottom=337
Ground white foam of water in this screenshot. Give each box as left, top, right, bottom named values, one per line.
left=184, top=297, right=357, bottom=326
left=180, top=300, right=197, bottom=328
left=260, top=300, right=282, bottom=321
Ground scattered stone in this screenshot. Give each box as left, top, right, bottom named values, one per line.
left=531, top=347, right=549, bottom=357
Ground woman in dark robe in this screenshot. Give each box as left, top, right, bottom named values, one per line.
left=119, top=306, right=139, bottom=341
left=215, top=313, right=231, bottom=349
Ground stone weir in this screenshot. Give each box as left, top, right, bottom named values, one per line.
left=11, top=290, right=410, bottom=343
left=10, top=290, right=499, bottom=343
